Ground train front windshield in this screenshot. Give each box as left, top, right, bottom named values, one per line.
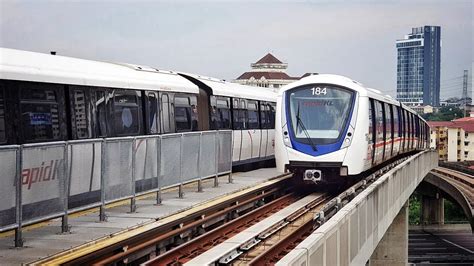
left=288, top=85, right=354, bottom=145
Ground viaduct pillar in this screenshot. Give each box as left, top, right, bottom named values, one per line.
left=421, top=195, right=444, bottom=226
left=369, top=202, right=408, bottom=266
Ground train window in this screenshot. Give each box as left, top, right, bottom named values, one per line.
left=269, top=103, right=276, bottom=128
left=240, top=100, right=248, bottom=130
left=161, top=93, right=172, bottom=133
left=260, top=102, right=268, bottom=129
left=0, top=86, right=5, bottom=143
left=95, top=90, right=108, bottom=137
left=71, top=88, right=90, bottom=139
left=113, top=90, right=142, bottom=136
left=393, top=106, right=399, bottom=138
left=147, top=92, right=160, bottom=134
left=20, top=84, right=62, bottom=142
left=174, top=95, right=192, bottom=132
left=248, top=100, right=260, bottom=129
left=216, top=97, right=231, bottom=129
left=232, top=98, right=247, bottom=130
left=384, top=103, right=392, bottom=141
left=210, top=96, right=218, bottom=130
left=368, top=99, right=375, bottom=161
left=190, top=95, right=198, bottom=131
left=375, top=101, right=384, bottom=145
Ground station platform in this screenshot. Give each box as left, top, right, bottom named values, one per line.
left=0, top=168, right=282, bottom=265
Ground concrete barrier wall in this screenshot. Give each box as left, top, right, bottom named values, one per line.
left=277, top=150, right=438, bottom=266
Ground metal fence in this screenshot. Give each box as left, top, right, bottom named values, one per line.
left=0, top=130, right=233, bottom=247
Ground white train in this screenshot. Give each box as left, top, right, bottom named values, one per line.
left=0, top=48, right=276, bottom=166
left=275, top=74, right=430, bottom=185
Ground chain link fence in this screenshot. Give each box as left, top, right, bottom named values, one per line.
left=0, top=130, right=232, bottom=247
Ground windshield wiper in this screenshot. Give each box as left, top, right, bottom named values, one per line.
left=296, top=103, right=318, bottom=151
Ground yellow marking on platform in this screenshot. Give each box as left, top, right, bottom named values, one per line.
left=29, top=174, right=291, bottom=265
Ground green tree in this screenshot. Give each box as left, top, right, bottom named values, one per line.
left=444, top=199, right=468, bottom=223
left=422, top=106, right=464, bottom=121
left=409, top=193, right=421, bottom=225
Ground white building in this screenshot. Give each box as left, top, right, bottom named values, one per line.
left=234, top=53, right=315, bottom=91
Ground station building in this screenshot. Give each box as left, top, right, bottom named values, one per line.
left=429, top=112, right=474, bottom=162
left=234, top=53, right=316, bottom=91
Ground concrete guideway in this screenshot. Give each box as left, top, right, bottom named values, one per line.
left=183, top=193, right=327, bottom=266
left=425, top=167, right=473, bottom=231
left=0, top=168, right=285, bottom=265
left=277, top=150, right=438, bottom=266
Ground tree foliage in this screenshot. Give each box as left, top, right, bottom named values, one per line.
left=422, top=106, right=464, bottom=121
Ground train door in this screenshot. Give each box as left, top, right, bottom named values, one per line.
left=197, top=88, right=210, bottom=131
left=232, top=98, right=242, bottom=162
left=160, top=93, right=174, bottom=133
left=367, top=99, right=375, bottom=167
left=406, top=111, right=411, bottom=151
left=392, top=106, right=400, bottom=156
left=259, top=102, right=268, bottom=158
left=374, top=101, right=384, bottom=164
left=145, top=92, right=160, bottom=134
left=239, top=99, right=251, bottom=161
left=383, top=103, right=392, bottom=160
left=266, top=103, right=276, bottom=157
left=247, top=100, right=261, bottom=159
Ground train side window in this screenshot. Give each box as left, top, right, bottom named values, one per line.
left=368, top=99, right=375, bottom=159
left=259, top=102, right=268, bottom=129
left=20, top=84, right=62, bottom=142
left=0, top=86, right=5, bottom=143
left=71, top=88, right=90, bottom=139
left=190, top=95, right=198, bottom=131
left=384, top=103, right=392, bottom=140
left=95, top=90, right=108, bottom=137
left=113, top=90, right=142, bottom=136
left=406, top=112, right=411, bottom=139
left=269, top=103, right=276, bottom=128
left=147, top=92, right=160, bottom=134
left=232, top=98, right=242, bottom=130
left=375, top=101, right=384, bottom=144
left=161, top=93, right=172, bottom=133
left=174, top=95, right=192, bottom=132
left=217, top=97, right=231, bottom=129
left=240, top=99, right=248, bottom=130
left=248, top=100, right=259, bottom=129
left=210, top=96, right=219, bottom=130
left=393, top=105, right=399, bottom=138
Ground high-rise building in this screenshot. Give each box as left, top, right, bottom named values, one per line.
left=396, top=26, right=441, bottom=106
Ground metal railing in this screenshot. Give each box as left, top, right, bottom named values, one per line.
left=0, top=130, right=233, bottom=247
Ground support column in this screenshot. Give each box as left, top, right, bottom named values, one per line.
left=421, top=195, right=444, bottom=225
left=369, top=202, right=408, bottom=266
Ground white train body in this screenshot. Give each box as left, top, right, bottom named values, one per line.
left=275, top=74, right=429, bottom=184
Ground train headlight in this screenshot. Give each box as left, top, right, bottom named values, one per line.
left=282, top=124, right=292, bottom=147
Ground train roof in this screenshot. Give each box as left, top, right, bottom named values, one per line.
left=179, top=72, right=277, bottom=102
left=0, top=47, right=199, bottom=93
left=279, top=74, right=420, bottom=114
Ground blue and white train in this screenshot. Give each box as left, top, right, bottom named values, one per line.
left=275, top=74, right=430, bottom=185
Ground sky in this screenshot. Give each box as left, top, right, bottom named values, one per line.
left=0, top=0, right=472, bottom=100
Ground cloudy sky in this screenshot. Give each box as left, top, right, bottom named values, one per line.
left=0, top=0, right=472, bottom=99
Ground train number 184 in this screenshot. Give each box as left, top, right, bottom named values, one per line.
left=311, top=87, right=327, bottom=95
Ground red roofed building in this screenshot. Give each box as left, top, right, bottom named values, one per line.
left=234, top=53, right=315, bottom=91
left=428, top=112, right=474, bottom=162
